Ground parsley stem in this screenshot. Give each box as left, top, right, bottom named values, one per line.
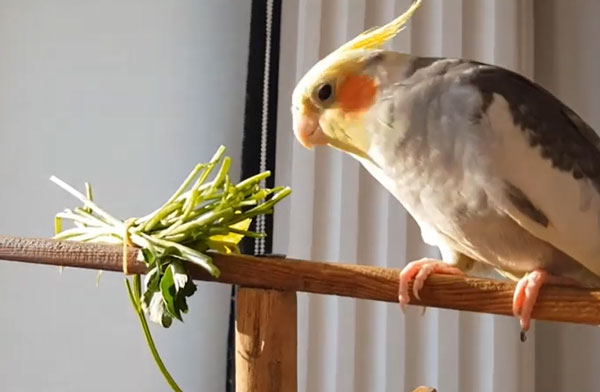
left=49, top=176, right=122, bottom=227
left=163, top=207, right=233, bottom=237
left=125, top=275, right=183, bottom=392
left=209, top=156, right=231, bottom=194
left=140, top=164, right=205, bottom=231
left=142, top=201, right=183, bottom=233
left=234, top=171, right=270, bottom=190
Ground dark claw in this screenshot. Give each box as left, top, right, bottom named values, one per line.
left=520, top=330, right=527, bottom=342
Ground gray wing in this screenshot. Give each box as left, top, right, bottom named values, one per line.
left=465, top=62, right=600, bottom=191
left=462, top=61, right=600, bottom=278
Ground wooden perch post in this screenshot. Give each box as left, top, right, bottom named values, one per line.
left=236, top=288, right=297, bottom=392
left=2, top=235, right=600, bottom=326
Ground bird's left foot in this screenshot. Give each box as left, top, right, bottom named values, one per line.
left=398, top=258, right=464, bottom=311
left=512, top=269, right=579, bottom=341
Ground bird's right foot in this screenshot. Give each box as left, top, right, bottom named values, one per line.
left=398, top=258, right=464, bottom=311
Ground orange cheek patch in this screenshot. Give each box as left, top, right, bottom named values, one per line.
left=337, top=74, right=377, bottom=113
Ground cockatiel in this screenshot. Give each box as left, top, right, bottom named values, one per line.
left=291, top=0, right=600, bottom=338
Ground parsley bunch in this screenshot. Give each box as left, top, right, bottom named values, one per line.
left=51, top=145, right=290, bottom=391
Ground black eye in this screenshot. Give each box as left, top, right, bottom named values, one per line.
left=317, top=83, right=333, bottom=102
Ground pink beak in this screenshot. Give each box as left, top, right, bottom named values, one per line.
left=293, top=113, right=328, bottom=149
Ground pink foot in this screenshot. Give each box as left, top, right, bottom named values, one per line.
left=398, top=258, right=464, bottom=310
left=512, top=269, right=578, bottom=340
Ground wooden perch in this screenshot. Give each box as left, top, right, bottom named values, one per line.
left=412, top=387, right=436, bottom=392
left=1, top=235, right=600, bottom=326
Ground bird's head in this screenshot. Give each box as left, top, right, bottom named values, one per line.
left=291, top=0, right=422, bottom=160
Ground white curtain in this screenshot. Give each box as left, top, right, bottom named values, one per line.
left=274, top=1, right=535, bottom=391
left=534, top=1, right=600, bottom=390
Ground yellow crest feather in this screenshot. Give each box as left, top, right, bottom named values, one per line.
left=336, top=0, right=423, bottom=52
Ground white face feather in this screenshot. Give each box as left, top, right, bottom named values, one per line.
left=291, top=49, right=376, bottom=113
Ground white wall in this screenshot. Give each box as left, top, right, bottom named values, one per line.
left=0, top=1, right=250, bottom=391
left=534, top=1, right=600, bottom=391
